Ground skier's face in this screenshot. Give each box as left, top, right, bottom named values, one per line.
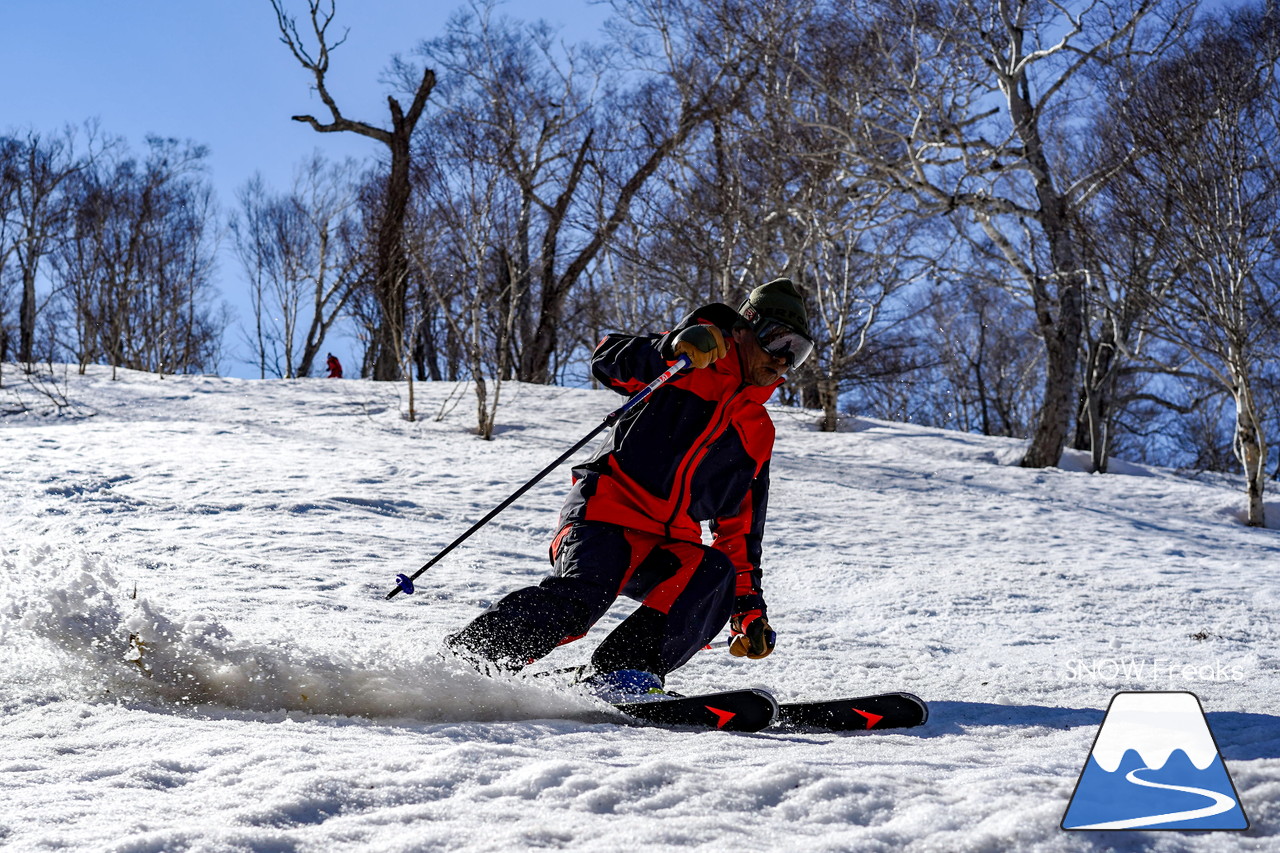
left=733, top=326, right=789, bottom=386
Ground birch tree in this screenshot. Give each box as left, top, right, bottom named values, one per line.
left=832, top=0, right=1195, bottom=466
left=1120, top=5, right=1280, bottom=526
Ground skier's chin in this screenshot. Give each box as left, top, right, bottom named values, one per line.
left=752, top=366, right=782, bottom=386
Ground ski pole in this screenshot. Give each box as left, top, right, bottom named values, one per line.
left=385, top=353, right=692, bottom=600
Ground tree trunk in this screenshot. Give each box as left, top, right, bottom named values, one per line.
left=1001, top=20, right=1089, bottom=469
left=1080, top=323, right=1119, bottom=474
left=1233, top=382, right=1267, bottom=528
left=371, top=130, right=414, bottom=381
left=817, top=375, right=840, bottom=432
left=19, top=266, right=37, bottom=369
left=519, top=278, right=568, bottom=384
left=1022, top=314, right=1080, bottom=468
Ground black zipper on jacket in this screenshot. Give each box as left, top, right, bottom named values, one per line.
left=663, top=381, right=748, bottom=538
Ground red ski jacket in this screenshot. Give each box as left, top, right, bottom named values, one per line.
left=557, top=303, right=780, bottom=611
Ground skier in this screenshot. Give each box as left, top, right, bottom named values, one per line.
left=444, top=278, right=814, bottom=699
left=326, top=353, right=343, bottom=379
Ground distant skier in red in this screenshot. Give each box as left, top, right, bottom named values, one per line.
left=326, top=354, right=343, bottom=379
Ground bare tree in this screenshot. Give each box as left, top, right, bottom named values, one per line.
left=414, top=2, right=601, bottom=393
left=230, top=175, right=285, bottom=378
left=1120, top=5, right=1280, bottom=525
left=271, top=0, right=436, bottom=381
left=924, top=271, right=1044, bottom=437
left=51, top=137, right=224, bottom=378
left=599, top=0, right=937, bottom=430
left=754, top=2, right=939, bottom=429
left=828, top=0, right=1195, bottom=466
left=408, top=88, right=523, bottom=435
left=0, top=135, right=21, bottom=384
left=289, top=155, right=363, bottom=377
left=4, top=127, right=87, bottom=370
left=231, top=153, right=362, bottom=378
left=597, top=113, right=746, bottom=324
left=412, top=0, right=769, bottom=385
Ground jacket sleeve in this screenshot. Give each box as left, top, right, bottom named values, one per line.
left=589, top=332, right=670, bottom=394
left=710, top=458, right=770, bottom=615
left=590, top=304, right=742, bottom=394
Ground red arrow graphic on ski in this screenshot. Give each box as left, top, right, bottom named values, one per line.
left=852, top=707, right=883, bottom=729
left=706, top=706, right=737, bottom=729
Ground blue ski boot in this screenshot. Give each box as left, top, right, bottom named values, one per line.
left=581, top=669, right=666, bottom=703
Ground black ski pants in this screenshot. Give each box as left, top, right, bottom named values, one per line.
left=445, top=521, right=737, bottom=677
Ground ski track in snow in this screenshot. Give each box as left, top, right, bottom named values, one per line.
left=0, top=366, right=1277, bottom=852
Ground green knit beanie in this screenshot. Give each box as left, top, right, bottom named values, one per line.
left=739, top=278, right=811, bottom=338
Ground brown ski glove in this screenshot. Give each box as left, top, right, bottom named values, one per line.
left=672, top=324, right=727, bottom=370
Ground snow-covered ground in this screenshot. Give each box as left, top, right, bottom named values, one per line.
left=1, top=366, right=1277, bottom=853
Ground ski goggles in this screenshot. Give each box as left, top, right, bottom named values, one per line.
left=753, top=319, right=815, bottom=368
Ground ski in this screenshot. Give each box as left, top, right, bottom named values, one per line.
left=775, top=692, right=928, bottom=731
left=525, top=666, right=925, bottom=732
left=614, top=688, right=779, bottom=732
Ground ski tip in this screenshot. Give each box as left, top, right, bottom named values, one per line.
left=754, top=687, right=781, bottom=718
left=901, top=692, right=929, bottom=724
left=774, top=691, right=929, bottom=732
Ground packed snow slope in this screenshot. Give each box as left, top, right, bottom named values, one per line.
left=1, top=366, right=1277, bottom=853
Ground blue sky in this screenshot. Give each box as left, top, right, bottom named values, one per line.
left=0, top=0, right=611, bottom=376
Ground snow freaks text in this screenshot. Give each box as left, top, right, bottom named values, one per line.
left=1058, top=659, right=1247, bottom=684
